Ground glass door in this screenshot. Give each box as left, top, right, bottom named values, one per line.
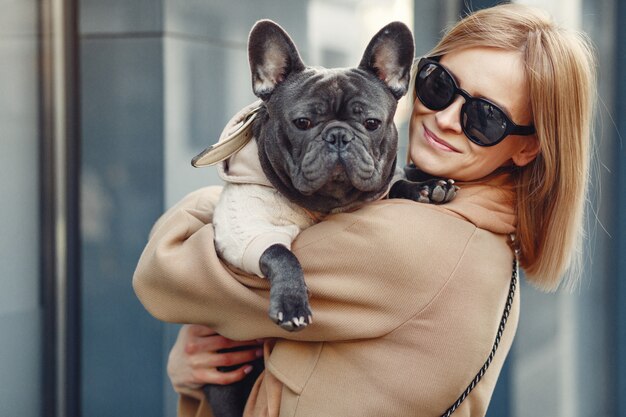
left=0, top=1, right=43, bottom=415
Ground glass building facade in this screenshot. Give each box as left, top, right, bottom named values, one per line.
left=0, top=0, right=624, bottom=416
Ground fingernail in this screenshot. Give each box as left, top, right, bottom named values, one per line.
left=243, top=365, right=253, bottom=374
left=255, top=349, right=264, bottom=357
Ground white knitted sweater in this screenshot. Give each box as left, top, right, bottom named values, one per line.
left=212, top=104, right=321, bottom=277
left=212, top=102, right=399, bottom=277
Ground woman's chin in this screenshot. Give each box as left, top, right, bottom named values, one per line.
left=409, top=155, right=453, bottom=179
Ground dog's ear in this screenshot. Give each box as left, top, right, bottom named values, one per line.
left=358, top=22, right=415, bottom=100
left=248, top=20, right=305, bottom=101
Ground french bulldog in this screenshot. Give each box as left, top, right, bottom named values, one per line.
left=197, top=19, right=456, bottom=417
left=205, top=19, right=418, bottom=332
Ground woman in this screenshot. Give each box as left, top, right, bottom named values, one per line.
left=134, top=4, right=596, bottom=416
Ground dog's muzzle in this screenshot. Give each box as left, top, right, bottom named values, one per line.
left=322, top=122, right=354, bottom=151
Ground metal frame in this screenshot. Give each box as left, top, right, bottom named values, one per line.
left=39, top=0, right=81, bottom=415
left=615, top=0, right=626, bottom=412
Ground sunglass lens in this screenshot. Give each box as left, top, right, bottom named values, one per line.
left=417, top=64, right=455, bottom=110
left=462, top=100, right=507, bottom=146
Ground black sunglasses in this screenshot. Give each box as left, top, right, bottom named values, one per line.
left=415, top=57, right=535, bottom=147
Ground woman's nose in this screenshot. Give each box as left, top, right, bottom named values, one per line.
left=435, top=96, right=464, bottom=134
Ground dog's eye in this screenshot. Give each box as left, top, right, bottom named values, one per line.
left=364, top=119, right=381, bottom=131
left=293, top=118, right=313, bottom=130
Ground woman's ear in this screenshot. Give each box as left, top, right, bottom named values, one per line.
left=511, top=136, right=541, bottom=167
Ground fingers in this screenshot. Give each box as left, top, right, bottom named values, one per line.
left=185, top=334, right=263, bottom=354
left=198, top=365, right=255, bottom=386
left=190, top=348, right=263, bottom=369
left=178, top=362, right=256, bottom=388
left=169, top=325, right=265, bottom=393
left=185, top=324, right=217, bottom=337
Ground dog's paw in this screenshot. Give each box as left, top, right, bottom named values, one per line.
left=268, top=287, right=312, bottom=332
left=260, top=244, right=313, bottom=332
left=424, top=178, right=459, bottom=204
left=389, top=178, right=459, bottom=204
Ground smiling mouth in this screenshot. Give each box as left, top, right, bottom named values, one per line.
left=423, top=124, right=460, bottom=153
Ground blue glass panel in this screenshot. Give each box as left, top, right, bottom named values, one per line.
left=80, top=0, right=163, bottom=34
left=0, top=311, right=42, bottom=416
left=0, top=0, right=37, bottom=36
left=0, top=38, right=40, bottom=314
left=0, top=12, right=41, bottom=417
left=164, top=0, right=309, bottom=47
left=163, top=36, right=257, bottom=206
left=80, top=36, right=165, bottom=417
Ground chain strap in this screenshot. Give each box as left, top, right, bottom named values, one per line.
left=440, top=255, right=519, bottom=417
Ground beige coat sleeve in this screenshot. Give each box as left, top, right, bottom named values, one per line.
left=133, top=186, right=477, bottom=342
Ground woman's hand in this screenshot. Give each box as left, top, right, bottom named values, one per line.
left=167, top=324, right=264, bottom=399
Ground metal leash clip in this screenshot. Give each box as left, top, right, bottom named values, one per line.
left=191, top=104, right=263, bottom=167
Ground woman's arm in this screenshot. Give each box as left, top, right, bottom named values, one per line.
left=133, top=186, right=476, bottom=341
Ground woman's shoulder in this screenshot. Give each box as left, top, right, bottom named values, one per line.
left=294, top=198, right=513, bottom=294
left=293, top=200, right=490, bottom=298
left=296, top=199, right=479, bottom=250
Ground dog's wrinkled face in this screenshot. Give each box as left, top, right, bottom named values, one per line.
left=256, top=68, right=399, bottom=212
left=248, top=20, right=414, bottom=213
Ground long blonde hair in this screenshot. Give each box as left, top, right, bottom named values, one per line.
left=418, top=4, right=597, bottom=291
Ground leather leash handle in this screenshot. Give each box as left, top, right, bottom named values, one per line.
left=191, top=104, right=262, bottom=167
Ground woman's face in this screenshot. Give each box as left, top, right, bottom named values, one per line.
left=408, top=47, right=539, bottom=181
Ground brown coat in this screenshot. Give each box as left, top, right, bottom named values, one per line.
left=133, top=173, right=519, bottom=417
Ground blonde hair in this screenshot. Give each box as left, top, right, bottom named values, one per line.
left=416, top=4, right=597, bottom=291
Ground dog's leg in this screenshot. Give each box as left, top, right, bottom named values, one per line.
left=203, top=356, right=264, bottom=417
left=260, top=244, right=312, bottom=332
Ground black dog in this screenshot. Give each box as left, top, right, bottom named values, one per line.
left=198, top=19, right=455, bottom=417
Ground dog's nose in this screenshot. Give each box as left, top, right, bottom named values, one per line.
left=323, top=126, right=352, bottom=149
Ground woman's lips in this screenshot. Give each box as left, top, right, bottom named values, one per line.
left=423, top=125, right=460, bottom=153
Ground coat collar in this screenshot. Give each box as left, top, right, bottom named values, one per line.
left=443, top=171, right=517, bottom=235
